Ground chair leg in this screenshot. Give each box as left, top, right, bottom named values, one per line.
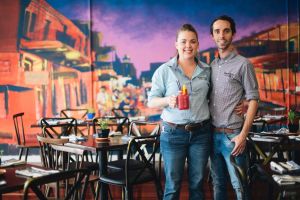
left=154, top=177, right=163, bottom=200
left=125, top=187, right=133, bottom=200
left=18, top=148, right=24, bottom=160
left=25, top=148, right=29, bottom=162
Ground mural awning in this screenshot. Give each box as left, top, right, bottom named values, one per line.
left=53, top=71, right=78, bottom=79
left=94, top=61, right=112, bottom=70
left=20, top=39, right=90, bottom=67
left=98, top=74, right=117, bottom=81
left=73, top=66, right=92, bottom=72
left=0, top=85, right=32, bottom=92
left=249, top=52, right=298, bottom=69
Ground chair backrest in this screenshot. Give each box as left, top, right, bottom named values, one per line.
left=125, top=134, right=160, bottom=187
left=92, top=116, right=129, bottom=135
left=128, top=121, right=160, bottom=137
left=40, top=117, right=77, bottom=138
left=13, top=112, right=26, bottom=145
left=128, top=121, right=160, bottom=160
left=51, top=144, right=88, bottom=170
left=60, top=108, right=88, bottom=119
left=23, top=168, right=90, bottom=200
left=37, top=135, right=69, bottom=169
left=112, top=108, right=140, bottom=117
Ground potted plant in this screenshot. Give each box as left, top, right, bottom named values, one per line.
left=288, top=109, right=299, bottom=133
left=87, top=107, right=96, bottom=119
left=96, top=118, right=110, bottom=138
left=0, top=149, right=3, bottom=166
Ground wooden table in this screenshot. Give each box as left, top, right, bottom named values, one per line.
left=65, top=135, right=129, bottom=200
left=254, top=163, right=300, bottom=200
left=248, top=132, right=300, bottom=165
left=0, top=164, right=37, bottom=199
left=253, top=115, right=287, bottom=132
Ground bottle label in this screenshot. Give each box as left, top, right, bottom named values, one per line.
left=178, top=94, right=189, bottom=110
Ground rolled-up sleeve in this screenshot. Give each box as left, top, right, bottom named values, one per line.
left=242, top=61, right=259, bottom=101
left=148, top=68, right=166, bottom=101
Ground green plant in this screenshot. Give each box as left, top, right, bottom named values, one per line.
left=0, top=149, right=3, bottom=162
left=88, top=107, right=95, bottom=113
left=288, top=109, right=298, bottom=124
left=97, top=118, right=109, bottom=130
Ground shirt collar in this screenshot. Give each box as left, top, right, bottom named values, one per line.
left=167, top=55, right=202, bottom=70
left=216, top=50, right=237, bottom=63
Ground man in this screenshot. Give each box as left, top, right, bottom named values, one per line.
left=96, top=86, right=110, bottom=116
left=209, top=15, right=259, bottom=200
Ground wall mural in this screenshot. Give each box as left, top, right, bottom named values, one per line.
left=0, top=0, right=299, bottom=152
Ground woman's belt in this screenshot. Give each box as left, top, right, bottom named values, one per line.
left=165, top=119, right=210, bottom=132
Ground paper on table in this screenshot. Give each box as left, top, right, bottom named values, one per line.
left=15, top=167, right=59, bottom=178
left=272, top=174, right=300, bottom=185
left=0, top=159, right=25, bottom=168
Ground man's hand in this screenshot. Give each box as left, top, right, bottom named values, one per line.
left=167, top=95, right=177, bottom=108
left=231, top=134, right=247, bottom=156
left=234, top=101, right=244, bottom=117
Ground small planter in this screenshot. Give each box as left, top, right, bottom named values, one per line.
left=288, top=123, right=299, bottom=133
left=97, top=129, right=110, bottom=138
left=87, top=113, right=95, bottom=120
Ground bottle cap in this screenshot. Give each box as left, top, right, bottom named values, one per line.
left=182, top=84, right=187, bottom=95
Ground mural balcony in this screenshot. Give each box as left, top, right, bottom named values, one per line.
left=20, top=39, right=90, bottom=67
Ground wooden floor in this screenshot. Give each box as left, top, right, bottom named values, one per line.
left=2, top=169, right=270, bottom=200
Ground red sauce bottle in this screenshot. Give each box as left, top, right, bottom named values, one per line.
left=178, top=84, right=189, bottom=110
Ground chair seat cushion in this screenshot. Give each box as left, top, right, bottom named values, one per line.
left=108, top=159, right=145, bottom=170
left=69, top=161, right=99, bottom=171
left=100, top=168, right=154, bottom=186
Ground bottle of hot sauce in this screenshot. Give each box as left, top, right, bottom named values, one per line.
left=178, top=84, right=189, bottom=110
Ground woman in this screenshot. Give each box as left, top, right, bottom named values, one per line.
left=148, top=24, right=211, bottom=200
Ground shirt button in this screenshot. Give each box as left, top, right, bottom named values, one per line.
left=216, top=78, right=219, bottom=81
left=214, top=104, right=216, bottom=106
left=219, top=65, right=221, bottom=68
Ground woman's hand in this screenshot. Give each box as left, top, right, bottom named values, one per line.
left=167, top=95, right=177, bottom=108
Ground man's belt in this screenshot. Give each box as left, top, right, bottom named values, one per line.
left=213, top=127, right=236, bottom=134
left=165, top=119, right=210, bottom=132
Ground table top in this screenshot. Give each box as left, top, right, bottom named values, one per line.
left=64, top=135, right=129, bottom=152
left=0, top=164, right=38, bottom=195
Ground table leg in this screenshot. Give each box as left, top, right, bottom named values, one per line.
left=99, top=150, right=108, bottom=200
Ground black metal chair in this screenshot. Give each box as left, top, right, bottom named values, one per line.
left=107, top=121, right=162, bottom=180
left=37, top=135, right=100, bottom=199
left=92, top=116, right=129, bottom=135
left=12, top=112, right=40, bottom=161
left=230, top=155, right=250, bottom=200
left=253, top=163, right=300, bottom=200
left=60, top=109, right=88, bottom=135
left=40, top=117, right=77, bottom=138
left=23, top=168, right=90, bottom=200
left=112, top=108, right=140, bottom=118
left=99, top=135, right=163, bottom=200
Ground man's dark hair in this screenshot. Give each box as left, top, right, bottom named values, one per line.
left=176, top=23, right=198, bottom=41
left=210, top=15, right=236, bottom=35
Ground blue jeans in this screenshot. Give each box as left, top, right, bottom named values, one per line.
left=160, top=121, right=211, bottom=200
left=210, top=130, right=248, bottom=200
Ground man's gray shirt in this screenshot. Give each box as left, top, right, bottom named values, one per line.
left=209, top=51, right=259, bottom=129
